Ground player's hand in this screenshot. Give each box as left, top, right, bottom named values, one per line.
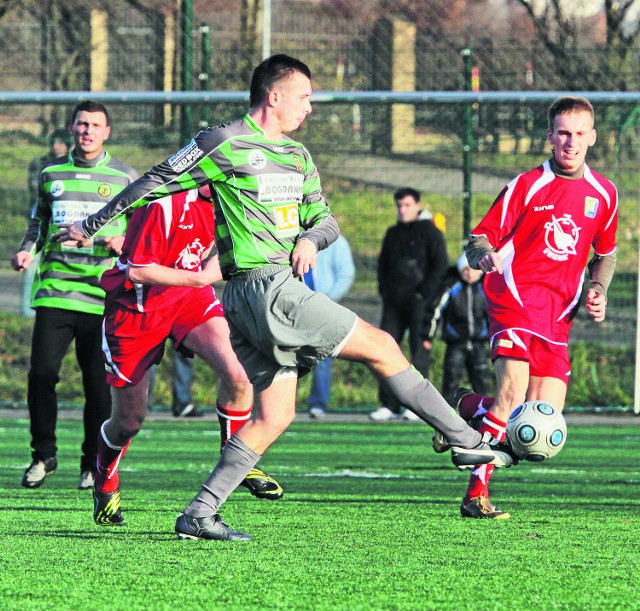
left=586, top=288, right=607, bottom=323
left=11, top=251, right=32, bottom=271
left=103, top=235, right=125, bottom=256
left=291, top=238, right=317, bottom=278
left=51, top=221, right=85, bottom=244
left=422, top=340, right=432, bottom=350
left=477, top=251, right=503, bottom=274
left=200, top=255, right=222, bottom=285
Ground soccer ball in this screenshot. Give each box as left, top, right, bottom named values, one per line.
left=506, top=401, right=567, bottom=462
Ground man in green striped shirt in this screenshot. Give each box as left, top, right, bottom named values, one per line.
left=12, top=101, right=138, bottom=491
left=58, top=56, right=514, bottom=540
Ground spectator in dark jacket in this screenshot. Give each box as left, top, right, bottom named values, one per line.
left=429, top=254, right=491, bottom=405
left=370, top=187, right=449, bottom=421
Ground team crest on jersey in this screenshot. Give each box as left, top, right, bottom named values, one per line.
left=176, top=238, right=206, bottom=270
left=584, top=197, right=599, bottom=218
left=97, top=184, right=112, bottom=198
left=543, top=213, right=580, bottom=262
left=292, top=155, right=304, bottom=172
left=50, top=180, right=65, bottom=197
left=248, top=149, right=267, bottom=169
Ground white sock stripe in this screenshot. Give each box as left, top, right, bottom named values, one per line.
left=472, top=464, right=489, bottom=482
left=216, top=408, right=251, bottom=421
left=473, top=406, right=489, bottom=418
left=106, top=452, right=126, bottom=480
left=100, top=422, right=126, bottom=451
left=481, top=415, right=506, bottom=436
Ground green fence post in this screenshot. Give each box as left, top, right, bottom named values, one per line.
left=180, top=0, right=193, bottom=143
left=199, top=23, right=211, bottom=128
left=461, top=47, right=474, bottom=242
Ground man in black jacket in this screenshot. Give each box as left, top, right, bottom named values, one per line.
left=370, top=187, right=449, bottom=421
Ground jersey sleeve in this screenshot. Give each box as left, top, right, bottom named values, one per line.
left=592, top=184, right=618, bottom=257
left=298, top=148, right=332, bottom=228
left=297, top=148, right=339, bottom=250
left=18, top=172, right=51, bottom=255
left=82, top=128, right=227, bottom=238
left=471, top=175, right=527, bottom=248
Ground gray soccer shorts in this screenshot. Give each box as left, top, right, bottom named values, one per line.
left=223, top=264, right=357, bottom=392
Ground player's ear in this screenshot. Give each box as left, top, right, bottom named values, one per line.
left=104, top=125, right=111, bottom=142
left=267, top=90, right=279, bottom=107
left=588, top=128, right=597, bottom=147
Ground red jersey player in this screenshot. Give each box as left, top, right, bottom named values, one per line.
left=447, top=96, right=618, bottom=519
left=93, top=186, right=283, bottom=526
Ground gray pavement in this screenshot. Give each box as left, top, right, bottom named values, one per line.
left=322, top=154, right=510, bottom=195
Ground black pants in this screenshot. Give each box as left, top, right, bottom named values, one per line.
left=441, top=341, right=491, bottom=405
left=378, top=296, right=431, bottom=413
left=27, top=307, right=111, bottom=471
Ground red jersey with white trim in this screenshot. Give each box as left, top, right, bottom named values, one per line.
left=472, top=160, right=618, bottom=344
left=101, top=189, right=216, bottom=312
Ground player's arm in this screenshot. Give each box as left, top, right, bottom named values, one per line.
left=292, top=215, right=339, bottom=278
left=292, top=153, right=339, bottom=277
left=466, top=235, right=503, bottom=274
left=297, top=151, right=339, bottom=252
left=11, top=175, right=54, bottom=271
left=586, top=251, right=617, bottom=323
left=466, top=175, right=528, bottom=274
left=53, top=131, right=224, bottom=242
left=127, top=253, right=221, bottom=288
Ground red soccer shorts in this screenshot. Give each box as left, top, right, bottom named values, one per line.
left=490, top=329, right=570, bottom=384
left=102, top=285, right=224, bottom=387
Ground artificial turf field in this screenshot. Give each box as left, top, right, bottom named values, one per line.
left=0, top=416, right=639, bottom=610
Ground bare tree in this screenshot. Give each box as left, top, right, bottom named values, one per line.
left=604, top=0, right=640, bottom=90
left=515, top=0, right=640, bottom=90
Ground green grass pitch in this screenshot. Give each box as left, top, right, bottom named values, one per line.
left=1, top=417, right=639, bottom=610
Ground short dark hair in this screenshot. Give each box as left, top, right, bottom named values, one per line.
left=249, top=54, right=312, bottom=108
left=548, top=96, right=594, bottom=131
left=394, top=187, right=421, bottom=203
left=70, top=100, right=110, bottom=126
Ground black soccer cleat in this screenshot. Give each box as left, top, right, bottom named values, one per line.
left=175, top=513, right=252, bottom=541
left=451, top=433, right=519, bottom=469
left=21, top=457, right=58, bottom=488
left=240, top=467, right=284, bottom=500
left=93, top=487, right=126, bottom=526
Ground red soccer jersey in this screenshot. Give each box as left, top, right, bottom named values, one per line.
left=472, top=160, right=618, bottom=344
left=101, top=189, right=216, bottom=312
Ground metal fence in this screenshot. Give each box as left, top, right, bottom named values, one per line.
left=0, top=91, right=638, bottom=409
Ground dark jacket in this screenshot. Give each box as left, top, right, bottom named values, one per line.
left=377, top=218, right=449, bottom=312
left=429, top=266, right=489, bottom=345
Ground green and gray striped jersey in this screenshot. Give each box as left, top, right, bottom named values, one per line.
left=19, top=151, right=139, bottom=315
left=81, top=114, right=339, bottom=278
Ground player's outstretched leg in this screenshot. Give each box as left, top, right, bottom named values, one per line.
left=337, top=319, right=512, bottom=468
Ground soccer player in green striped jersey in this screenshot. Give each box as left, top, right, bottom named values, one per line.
left=57, top=56, right=514, bottom=540
left=12, top=101, right=138, bottom=491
